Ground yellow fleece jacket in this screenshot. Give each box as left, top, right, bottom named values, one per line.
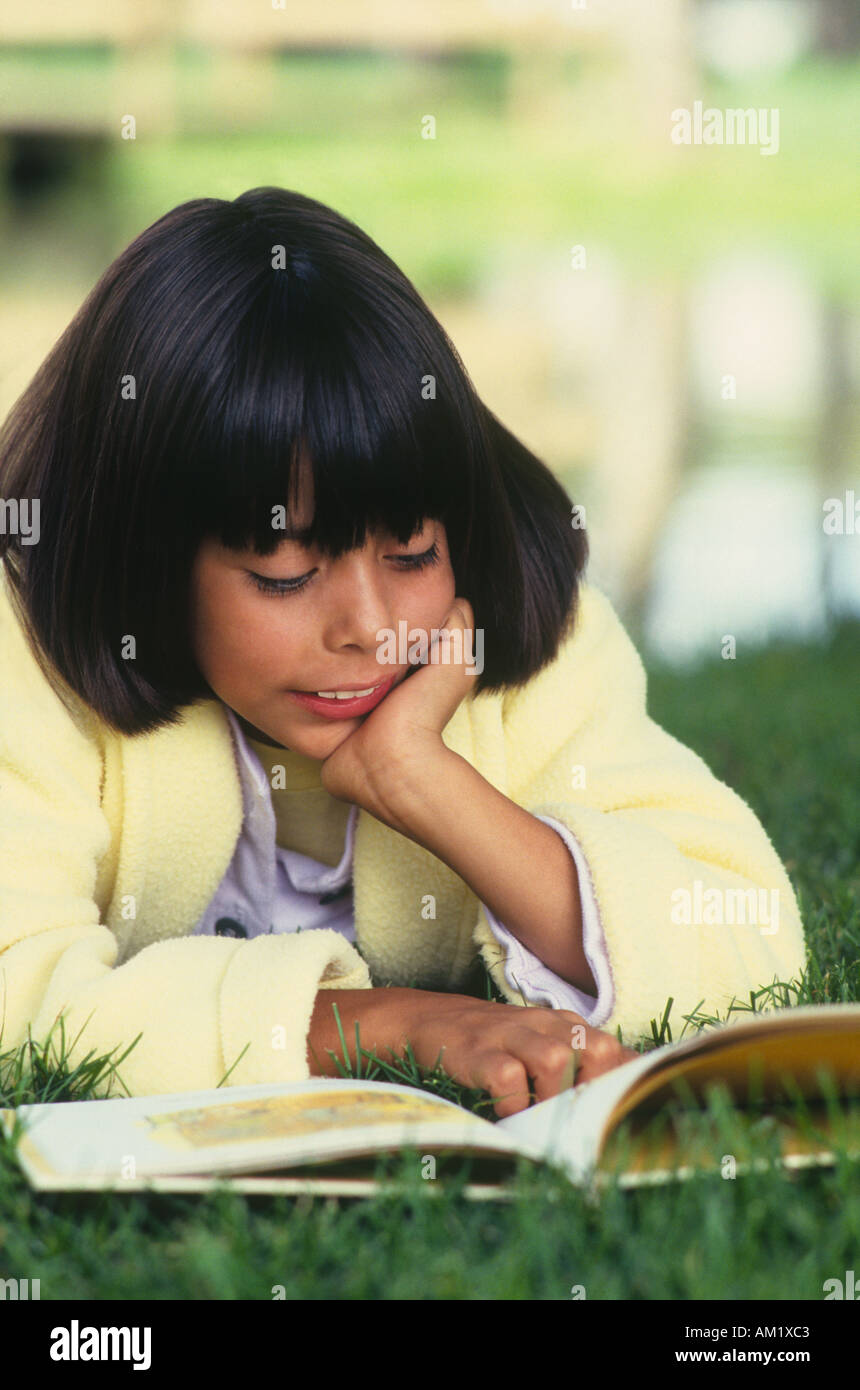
left=0, top=565, right=806, bottom=1097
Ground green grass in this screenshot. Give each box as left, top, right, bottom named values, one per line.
left=1, top=619, right=859, bottom=1299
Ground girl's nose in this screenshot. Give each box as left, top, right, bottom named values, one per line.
left=322, top=552, right=395, bottom=652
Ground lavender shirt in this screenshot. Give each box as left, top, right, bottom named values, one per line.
left=191, top=709, right=614, bottom=1024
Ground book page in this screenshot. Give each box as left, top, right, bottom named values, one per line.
left=497, top=1003, right=860, bottom=1183
left=497, top=1050, right=659, bottom=1181
left=2, top=1077, right=525, bottom=1185
left=144, top=1086, right=472, bottom=1150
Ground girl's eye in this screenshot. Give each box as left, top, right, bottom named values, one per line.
left=391, top=540, right=440, bottom=571
left=246, top=541, right=439, bottom=598
left=247, top=570, right=316, bottom=596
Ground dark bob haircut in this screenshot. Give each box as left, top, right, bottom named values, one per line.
left=0, top=186, right=587, bottom=737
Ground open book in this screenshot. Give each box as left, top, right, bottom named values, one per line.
left=3, top=1003, right=860, bottom=1199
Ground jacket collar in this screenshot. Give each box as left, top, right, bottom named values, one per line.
left=113, top=687, right=504, bottom=975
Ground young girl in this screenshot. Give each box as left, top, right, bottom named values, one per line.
left=0, top=187, right=805, bottom=1120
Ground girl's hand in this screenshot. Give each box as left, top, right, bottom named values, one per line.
left=308, top=986, right=638, bottom=1119
left=401, top=992, right=638, bottom=1118
left=319, top=598, right=479, bottom=822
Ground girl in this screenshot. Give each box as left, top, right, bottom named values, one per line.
left=0, top=187, right=805, bottom=1119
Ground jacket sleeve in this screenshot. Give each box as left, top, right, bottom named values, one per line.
left=0, top=590, right=371, bottom=1099
left=473, top=583, right=808, bottom=1044
left=474, top=816, right=614, bottom=1019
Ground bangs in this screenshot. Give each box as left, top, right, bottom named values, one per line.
left=181, top=266, right=484, bottom=561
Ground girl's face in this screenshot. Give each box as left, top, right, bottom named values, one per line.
left=189, top=492, right=456, bottom=761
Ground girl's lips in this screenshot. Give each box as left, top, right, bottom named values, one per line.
left=286, top=675, right=398, bottom=720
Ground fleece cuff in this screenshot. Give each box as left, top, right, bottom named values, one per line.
left=218, top=930, right=372, bottom=1086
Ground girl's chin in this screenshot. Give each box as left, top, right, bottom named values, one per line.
left=285, top=721, right=360, bottom=761
left=235, top=710, right=358, bottom=758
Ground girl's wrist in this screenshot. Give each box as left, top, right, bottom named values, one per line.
left=368, top=742, right=465, bottom=842
left=306, top=985, right=417, bottom=1076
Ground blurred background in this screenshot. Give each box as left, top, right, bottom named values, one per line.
left=0, top=0, right=857, bottom=666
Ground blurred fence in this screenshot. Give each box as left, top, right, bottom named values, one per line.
left=0, top=0, right=692, bottom=142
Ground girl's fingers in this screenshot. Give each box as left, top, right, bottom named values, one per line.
left=574, top=1031, right=635, bottom=1083
left=465, top=1049, right=531, bottom=1119
left=508, top=1029, right=579, bottom=1103
left=392, top=600, right=479, bottom=733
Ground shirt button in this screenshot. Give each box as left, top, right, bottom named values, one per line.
left=214, top=917, right=248, bottom=938
left=319, top=881, right=352, bottom=905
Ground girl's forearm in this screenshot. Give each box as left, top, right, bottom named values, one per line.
left=307, top=987, right=414, bottom=1076
left=376, top=749, right=596, bottom=994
